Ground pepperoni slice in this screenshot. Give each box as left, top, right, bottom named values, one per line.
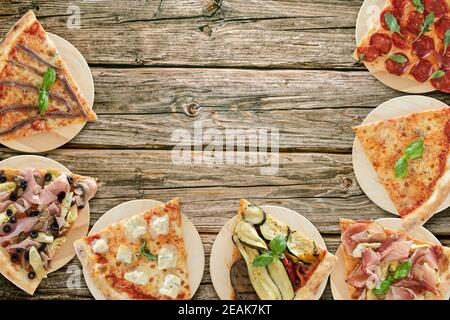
left=392, top=31, right=413, bottom=49
left=437, top=47, right=450, bottom=71
left=435, top=16, right=450, bottom=40
left=385, top=53, right=410, bottom=75
left=410, top=59, right=433, bottom=82
left=405, top=11, right=425, bottom=35
left=391, top=0, right=409, bottom=9
left=430, top=71, right=450, bottom=92
left=381, top=8, right=402, bottom=31
left=412, top=35, right=435, bottom=58
left=424, top=0, right=448, bottom=18
left=356, top=45, right=380, bottom=62
left=370, top=33, right=393, bottom=55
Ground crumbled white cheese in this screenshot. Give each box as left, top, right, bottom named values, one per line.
left=158, top=244, right=178, bottom=270
left=159, top=274, right=181, bottom=298
left=116, top=244, right=133, bottom=264
left=352, top=242, right=381, bottom=258
left=151, top=215, right=170, bottom=237
left=124, top=215, right=148, bottom=242
left=124, top=269, right=150, bottom=286
left=91, top=239, right=109, bottom=254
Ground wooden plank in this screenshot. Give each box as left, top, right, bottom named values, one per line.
left=0, top=1, right=361, bottom=68
left=1, top=148, right=449, bottom=235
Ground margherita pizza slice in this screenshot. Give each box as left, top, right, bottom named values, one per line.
left=353, top=107, right=450, bottom=230
left=74, top=198, right=191, bottom=300
left=354, top=0, right=450, bottom=92
left=339, top=219, right=450, bottom=300
left=0, top=168, right=97, bottom=294
left=0, top=10, right=97, bottom=140
left=232, top=199, right=337, bottom=300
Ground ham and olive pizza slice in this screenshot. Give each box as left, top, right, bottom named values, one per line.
left=0, top=10, right=97, bottom=141
left=232, top=199, right=337, bottom=300
left=353, top=108, right=450, bottom=230
left=339, top=219, right=450, bottom=300
left=74, top=198, right=191, bottom=300
left=0, top=168, right=97, bottom=294
left=354, top=0, right=450, bottom=92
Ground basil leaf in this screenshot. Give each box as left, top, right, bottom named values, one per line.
left=384, top=12, right=402, bottom=35
left=389, top=54, right=407, bottom=63
left=38, top=90, right=49, bottom=114
left=395, top=156, right=408, bottom=178
left=430, top=70, right=445, bottom=79
left=404, top=140, right=424, bottom=160
left=372, top=279, right=392, bottom=296
left=444, top=30, right=450, bottom=54
left=393, top=261, right=412, bottom=280
left=42, top=67, right=56, bottom=91
left=139, top=239, right=157, bottom=260
left=358, top=53, right=365, bottom=61
left=413, top=0, right=424, bottom=13
left=253, top=252, right=275, bottom=267
left=269, top=234, right=287, bottom=256
left=142, top=251, right=158, bottom=261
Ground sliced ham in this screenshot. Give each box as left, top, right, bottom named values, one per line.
left=80, top=178, right=97, bottom=201
left=0, top=191, right=10, bottom=202
left=13, top=198, right=31, bottom=213
left=20, top=168, right=40, bottom=204
left=0, top=216, right=38, bottom=245
left=55, top=215, right=65, bottom=228
left=386, top=286, right=416, bottom=300
left=412, top=261, right=439, bottom=293
left=347, top=248, right=381, bottom=289
left=5, top=238, right=40, bottom=253
left=411, top=247, right=439, bottom=270
left=44, top=173, right=70, bottom=197
left=379, top=239, right=412, bottom=263
left=48, top=202, right=60, bottom=216
left=0, top=200, right=12, bottom=212
left=341, top=221, right=387, bottom=255
left=21, top=169, right=70, bottom=205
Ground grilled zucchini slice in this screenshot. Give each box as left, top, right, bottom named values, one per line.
left=260, top=214, right=289, bottom=241
left=287, top=231, right=317, bottom=263
left=235, top=221, right=268, bottom=251
left=243, top=205, right=266, bottom=225
left=266, top=258, right=295, bottom=300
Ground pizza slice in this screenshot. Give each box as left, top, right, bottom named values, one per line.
left=354, top=0, right=450, bottom=92
left=0, top=10, right=97, bottom=141
left=74, top=198, right=191, bottom=300
left=0, top=168, right=97, bottom=294
left=353, top=107, right=450, bottom=230
left=232, top=199, right=337, bottom=300
left=339, top=219, right=450, bottom=300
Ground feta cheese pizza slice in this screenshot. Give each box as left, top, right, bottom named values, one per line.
left=0, top=10, right=97, bottom=140
left=353, top=107, right=450, bottom=230
left=74, top=198, right=191, bottom=300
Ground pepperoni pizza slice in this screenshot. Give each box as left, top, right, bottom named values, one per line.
left=354, top=0, right=450, bottom=92
left=0, top=10, right=97, bottom=141
left=74, top=198, right=191, bottom=300
left=339, top=219, right=450, bottom=300
left=353, top=107, right=450, bottom=230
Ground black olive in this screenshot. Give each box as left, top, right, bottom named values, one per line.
left=29, top=211, right=40, bottom=217
left=9, top=192, right=17, bottom=201
left=2, top=225, right=11, bottom=233
left=15, top=248, right=23, bottom=253
left=9, top=217, right=17, bottom=224
left=0, top=174, right=6, bottom=183
left=67, top=175, right=73, bottom=185
left=28, top=272, right=36, bottom=279
left=44, top=173, right=52, bottom=182
left=6, top=209, right=13, bottom=217
left=20, top=180, right=27, bottom=190
left=51, top=221, right=59, bottom=231
left=38, top=243, right=46, bottom=252
left=57, top=192, right=66, bottom=202
left=78, top=204, right=85, bottom=210
left=30, top=230, right=38, bottom=239
left=10, top=253, right=19, bottom=263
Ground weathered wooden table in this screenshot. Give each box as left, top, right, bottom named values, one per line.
left=0, top=0, right=449, bottom=300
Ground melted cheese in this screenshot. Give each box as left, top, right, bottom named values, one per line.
left=116, top=244, right=133, bottom=264
left=159, top=274, right=181, bottom=298
left=124, top=215, right=148, bottom=242
left=158, top=244, right=178, bottom=270
left=151, top=214, right=169, bottom=237
left=92, top=239, right=108, bottom=254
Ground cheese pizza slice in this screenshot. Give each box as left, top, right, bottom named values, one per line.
left=339, top=219, right=450, bottom=300
left=354, top=0, right=450, bottom=92
left=353, top=107, right=450, bottom=230
left=0, top=168, right=97, bottom=294
left=74, top=198, right=191, bottom=300
left=0, top=10, right=97, bottom=141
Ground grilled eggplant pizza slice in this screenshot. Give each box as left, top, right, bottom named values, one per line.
left=232, top=199, right=337, bottom=300
left=0, top=168, right=97, bottom=294
left=0, top=10, right=97, bottom=141
left=339, top=219, right=450, bottom=300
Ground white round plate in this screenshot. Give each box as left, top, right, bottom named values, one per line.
left=353, top=95, right=450, bottom=215
left=0, top=33, right=94, bottom=153
left=330, top=218, right=442, bottom=300
left=356, top=0, right=434, bottom=93
left=82, top=199, right=205, bottom=300
left=210, top=205, right=328, bottom=300
left=0, top=155, right=90, bottom=273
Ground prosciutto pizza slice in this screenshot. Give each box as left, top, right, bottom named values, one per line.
left=339, top=219, right=450, bottom=300
left=0, top=168, right=97, bottom=294
left=354, top=0, right=450, bottom=92
left=232, top=199, right=337, bottom=300
left=353, top=107, right=450, bottom=230
left=74, top=198, right=191, bottom=300
left=0, top=10, right=97, bottom=140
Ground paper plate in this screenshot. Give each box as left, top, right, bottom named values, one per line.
left=0, top=155, right=90, bottom=273
left=353, top=95, right=450, bottom=215
left=330, top=218, right=442, bottom=300
left=210, top=205, right=328, bottom=300
left=0, top=33, right=95, bottom=153
left=82, top=199, right=205, bottom=300
left=355, top=0, right=435, bottom=93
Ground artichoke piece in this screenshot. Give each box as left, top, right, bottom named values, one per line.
left=0, top=182, right=16, bottom=193
left=235, top=221, right=268, bottom=251
left=29, top=246, right=47, bottom=279
left=259, top=214, right=289, bottom=241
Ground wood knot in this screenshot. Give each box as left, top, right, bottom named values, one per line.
left=199, top=25, right=212, bottom=37
left=205, top=0, right=222, bottom=16
left=341, top=176, right=353, bottom=189
left=183, top=101, right=201, bottom=117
